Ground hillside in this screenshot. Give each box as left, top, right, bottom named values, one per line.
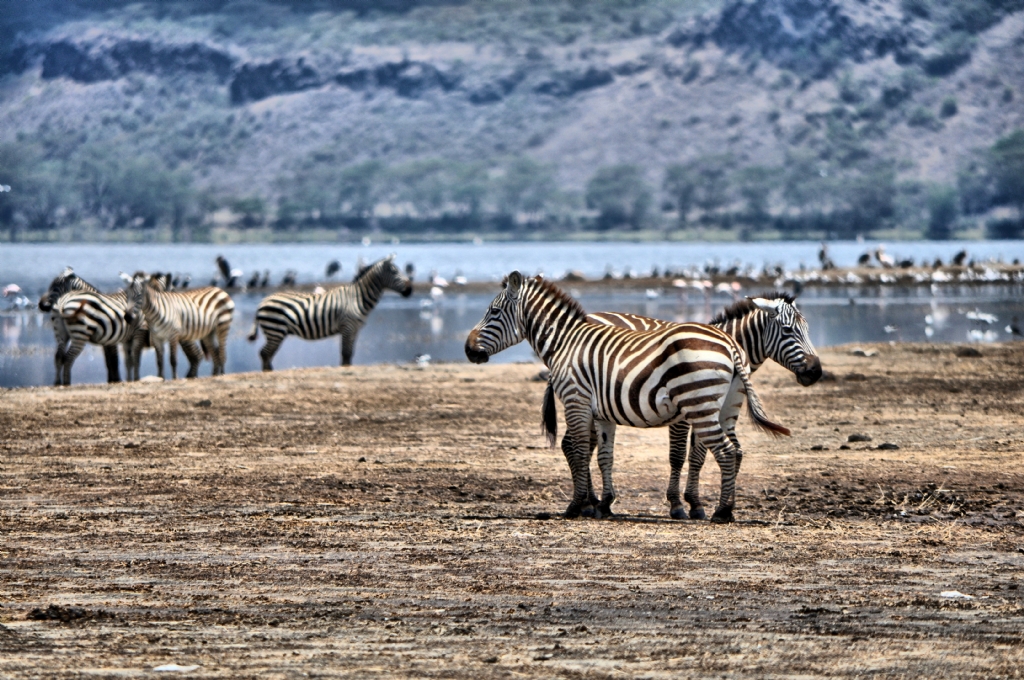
left=1, top=0, right=1023, bottom=241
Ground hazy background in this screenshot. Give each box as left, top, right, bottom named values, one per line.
left=1, top=0, right=1023, bottom=243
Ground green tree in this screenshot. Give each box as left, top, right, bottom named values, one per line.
left=662, top=164, right=696, bottom=224
left=337, top=160, right=385, bottom=219
left=497, top=157, right=555, bottom=222
left=927, top=185, right=958, bottom=240
left=691, top=154, right=732, bottom=217
left=736, top=165, right=777, bottom=222
left=990, top=129, right=1024, bottom=211
left=585, top=164, right=651, bottom=230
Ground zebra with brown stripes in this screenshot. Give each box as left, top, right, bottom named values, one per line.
left=247, top=255, right=412, bottom=371
left=127, top=273, right=234, bottom=379
left=541, top=293, right=821, bottom=519
left=465, top=272, right=789, bottom=522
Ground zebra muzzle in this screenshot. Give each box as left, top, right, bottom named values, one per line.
left=796, top=355, right=822, bottom=386
left=464, top=334, right=489, bottom=364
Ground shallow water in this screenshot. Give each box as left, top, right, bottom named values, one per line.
left=2, top=283, right=1021, bottom=388
left=2, top=240, right=1022, bottom=295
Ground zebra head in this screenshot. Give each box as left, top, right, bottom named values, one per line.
left=38, top=267, right=79, bottom=312
left=123, top=271, right=153, bottom=326
left=465, top=271, right=526, bottom=364
left=749, top=296, right=822, bottom=386
left=357, top=255, right=413, bottom=297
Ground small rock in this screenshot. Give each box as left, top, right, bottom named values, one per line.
left=358, top=456, right=366, bottom=463
left=535, top=512, right=552, bottom=520
left=847, top=433, right=872, bottom=443
left=844, top=373, right=867, bottom=382
left=123, top=442, right=138, bottom=449
left=810, top=444, right=828, bottom=451
left=195, top=399, right=212, bottom=408
left=483, top=656, right=499, bottom=664
left=839, top=444, right=850, bottom=450
left=955, top=346, right=982, bottom=358
left=850, top=348, right=877, bottom=357
left=877, top=442, right=900, bottom=450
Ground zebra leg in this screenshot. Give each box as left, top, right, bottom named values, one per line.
left=53, top=345, right=66, bottom=386
left=667, top=422, right=690, bottom=519
left=692, top=424, right=740, bottom=524
left=341, top=331, right=356, bottom=367
left=214, top=325, right=229, bottom=375
left=561, top=436, right=598, bottom=517
left=181, top=340, right=203, bottom=379
left=684, top=433, right=709, bottom=521
left=153, top=340, right=165, bottom=380
left=168, top=339, right=179, bottom=380
left=61, top=337, right=88, bottom=386
left=259, top=330, right=283, bottom=372
left=561, top=403, right=596, bottom=519
left=104, top=344, right=121, bottom=383
left=594, top=421, right=617, bottom=519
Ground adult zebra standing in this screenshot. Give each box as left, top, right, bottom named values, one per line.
left=127, top=273, right=234, bottom=379
left=38, top=267, right=122, bottom=385
left=540, top=293, right=822, bottom=519
left=465, top=272, right=790, bottom=522
left=247, top=255, right=412, bottom=371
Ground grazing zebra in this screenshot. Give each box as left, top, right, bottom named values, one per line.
left=465, top=272, right=789, bottom=522
left=247, top=255, right=412, bottom=371
left=541, top=293, right=821, bottom=519
left=127, top=273, right=234, bottom=379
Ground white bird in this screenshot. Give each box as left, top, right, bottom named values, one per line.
left=2, top=283, right=22, bottom=297
left=453, top=275, right=468, bottom=286
left=430, top=272, right=449, bottom=287
left=875, top=246, right=895, bottom=268
left=430, top=286, right=445, bottom=299
left=313, top=285, right=326, bottom=295
left=645, top=289, right=660, bottom=299
left=415, top=353, right=431, bottom=367
left=966, top=309, right=998, bottom=324
left=883, top=325, right=899, bottom=334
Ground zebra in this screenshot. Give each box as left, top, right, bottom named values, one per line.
left=127, top=273, right=235, bottom=379
left=247, top=255, right=413, bottom=371
left=465, top=272, right=789, bottom=522
left=540, top=293, right=821, bottom=519
left=36, top=267, right=162, bottom=386
left=38, top=267, right=122, bottom=385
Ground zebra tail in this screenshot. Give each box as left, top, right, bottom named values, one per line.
left=247, top=321, right=259, bottom=342
left=542, top=381, right=558, bottom=448
left=734, top=353, right=791, bottom=438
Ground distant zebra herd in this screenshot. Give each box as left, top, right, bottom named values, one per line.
left=37, top=255, right=412, bottom=386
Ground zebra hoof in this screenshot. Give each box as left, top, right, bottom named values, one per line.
left=564, top=502, right=584, bottom=519
left=688, top=507, right=707, bottom=521
left=710, top=507, right=735, bottom=524
left=581, top=505, right=596, bottom=518
left=669, top=506, right=688, bottom=520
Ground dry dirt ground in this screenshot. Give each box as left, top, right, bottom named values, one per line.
left=1, top=343, right=1023, bottom=678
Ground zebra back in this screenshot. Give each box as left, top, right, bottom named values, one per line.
left=131, top=273, right=234, bottom=342
left=39, top=267, right=99, bottom=312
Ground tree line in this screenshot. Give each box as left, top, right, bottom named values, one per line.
left=1, top=129, right=1022, bottom=240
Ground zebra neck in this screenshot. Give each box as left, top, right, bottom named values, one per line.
left=521, top=286, right=587, bottom=363
left=352, top=272, right=386, bottom=315
left=716, top=314, right=766, bottom=369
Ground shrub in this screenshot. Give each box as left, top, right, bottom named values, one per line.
left=585, top=164, right=651, bottom=230
left=926, top=185, right=958, bottom=239
left=940, top=97, right=958, bottom=118
left=989, top=129, right=1024, bottom=210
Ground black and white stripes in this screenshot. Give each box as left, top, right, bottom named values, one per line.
left=466, top=272, right=789, bottom=522
left=247, top=255, right=412, bottom=371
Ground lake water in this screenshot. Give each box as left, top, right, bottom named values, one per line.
left=2, top=241, right=1023, bottom=388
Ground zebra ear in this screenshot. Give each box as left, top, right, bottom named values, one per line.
left=749, top=297, right=782, bottom=318
left=119, top=272, right=132, bottom=285
left=506, top=271, right=523, bottom=298
left=61, top=266, right=74, bottom=277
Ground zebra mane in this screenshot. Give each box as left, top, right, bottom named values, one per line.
left=527, top=275, right=587, bottom=321
left=353, top=257, right=389, bottom=282
left=711, top=291, right=797, bottom=325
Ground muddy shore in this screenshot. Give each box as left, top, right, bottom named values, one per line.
left=1, top=343, right=1023, bottom=677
